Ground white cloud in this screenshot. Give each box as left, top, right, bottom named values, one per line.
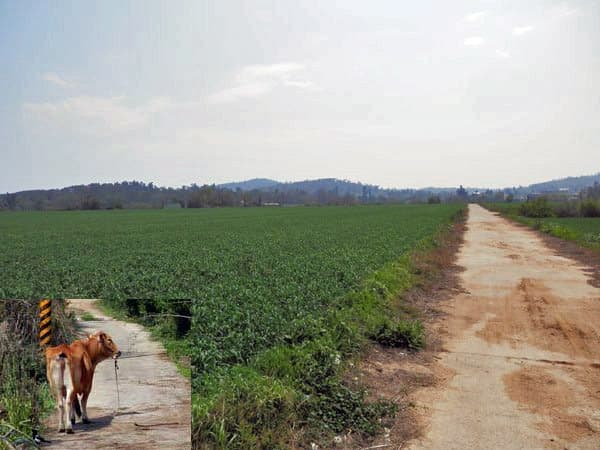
left=41, top=72, right=73, bottom=88
left=237, top=63, right=304, bottom=82
left=23, top=95, right=176, bottom=133
left=465, top=11, right=487, bottom=22
left=207, top=82, right=273, bottom=104
left=283, top=80, right=314, bottom=89
left=208, top=62, right=312, bottom=104
left=512, top=26, right=534, bottom=36
left=464, top=36, right=485, bottom=47
left=550, top=3, right=580, bottom=19
left=496, top=49, right=511, bottom=59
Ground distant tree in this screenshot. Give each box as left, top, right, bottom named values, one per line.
left=585, top=182, right=600, bottom=199
left=456, top=185, right=468, bottom=199
left=5, top=193, right=17, bottom=210
left=81, top=195, right=100, bottom=210
left=427, top=195, right=441, bottom=204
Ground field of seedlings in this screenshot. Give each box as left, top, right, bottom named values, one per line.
left=0, top=205, right=459, bottom=301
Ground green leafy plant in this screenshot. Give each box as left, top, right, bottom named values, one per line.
left=518, top=198, right=554, bottom=218
left=372, top=319, right=425, bottom=350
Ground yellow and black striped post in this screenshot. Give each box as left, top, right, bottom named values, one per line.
left=39, top=299, right=52, bottom=347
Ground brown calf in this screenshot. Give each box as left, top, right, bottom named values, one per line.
left=45, top=331, right=121, bottom=433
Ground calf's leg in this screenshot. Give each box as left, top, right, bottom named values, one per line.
left=81, top=391, right=91, bottom=423
left=65, top=389, right=75, bottom=433
left=56, top=391, right=65, bottom=433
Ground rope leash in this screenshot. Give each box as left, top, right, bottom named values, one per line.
left=115, top=352, right=167, bottom=360
left=112, top=352, right=164, bottom=416
left=113, top=358, right=120, bottom=417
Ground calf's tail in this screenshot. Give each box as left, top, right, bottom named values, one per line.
left=52, top=353, right=78, bottom=412
left=50, top=353, right=67, bottom=399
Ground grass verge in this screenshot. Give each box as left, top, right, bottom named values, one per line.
left=483, top=203, right=600, bottom=251
left=79, top=311, right=98, bottom=321
left=192, top=207, right=467, bottom=449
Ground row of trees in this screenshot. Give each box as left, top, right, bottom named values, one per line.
left=0, top=181, right=468, bottom=211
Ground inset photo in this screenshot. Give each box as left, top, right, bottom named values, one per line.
left=0, top=299, right=191, bottom=450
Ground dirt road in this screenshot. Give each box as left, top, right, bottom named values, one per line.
left=45, top=299, right=190, bottom=449
left=408, top=204, right=600, bottom=449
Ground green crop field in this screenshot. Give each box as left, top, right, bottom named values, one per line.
left=1, top=205, right=459, bottom=300
left=0, top=204, right=464, bottom=447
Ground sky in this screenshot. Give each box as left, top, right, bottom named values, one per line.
left=1, top=0, right=599, bottom=193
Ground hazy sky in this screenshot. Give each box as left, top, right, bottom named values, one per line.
left=1, top=0, right=599, bottom=192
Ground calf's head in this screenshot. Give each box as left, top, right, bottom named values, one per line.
left=88, top=331, right=121, bottom=361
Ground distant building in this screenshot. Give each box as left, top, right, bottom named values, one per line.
left=527, top=189, right=578, bottom=201
left=263, top=202, right=281, bottom=207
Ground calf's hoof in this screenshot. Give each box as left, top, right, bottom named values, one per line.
left=66, top=429, right=74, bottom=434
left=71, top=418, right=76, bottom=426
left=58, top=428, right=65, bottom=433
left=82, top=418, right=91, bottom=424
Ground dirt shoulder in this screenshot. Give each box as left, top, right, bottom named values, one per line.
left=44, top=299, right=190, bottom=450
left=348, top=211, right=467, bottom=448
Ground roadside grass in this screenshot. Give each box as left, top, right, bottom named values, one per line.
left=192, top=207, right=466, bottom=449
left=79, top=311, right=98, bottom=321
left=484, top=203, right=600, bottom=250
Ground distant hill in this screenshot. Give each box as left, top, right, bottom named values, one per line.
left=219, top=178, right=279, bottom=191
left=274, top=178, right=380, bottom=196
left=218, top=178, right=377, bottom=195
left=3, top=173, right=599, bottom=211
left=220, top=178, right=393, bottom=196
left=527, top=173, right=600, bottom=193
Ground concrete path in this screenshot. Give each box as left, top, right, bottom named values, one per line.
left=408, top=204, right=600, bottom=449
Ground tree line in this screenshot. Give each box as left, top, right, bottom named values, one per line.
left=0, top=180, right=466, bottom=211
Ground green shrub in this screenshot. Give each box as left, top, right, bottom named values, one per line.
left=250, top=335, right=397, bottom=443
left=539, top=223, right=578, bottom=241
left=518, top=198, right=554, bottom=218
left=193, top=367, right=298, bottom=450
left=583, top=232, right=600, bottom=246
left=372, top=319, right=425, bottom=350
left=300, top=377, right=396, bottom=438
left=554, top=202, right=579, bottom=218
left=579, top=199, right=600, bottom=218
